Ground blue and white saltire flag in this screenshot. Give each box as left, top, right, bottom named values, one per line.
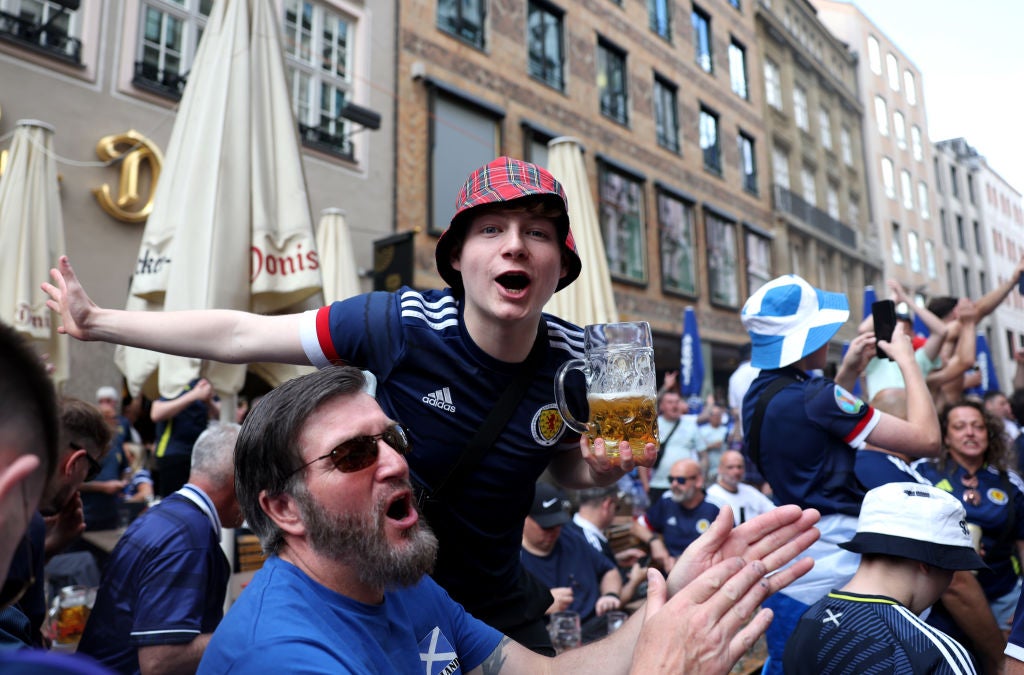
left=680, top=307, right=704, bottom=412
left=862, top=285, right=877, bottom=320
left=966, top=333, right=1001, bottom=396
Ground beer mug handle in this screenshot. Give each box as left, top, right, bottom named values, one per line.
left=554, top=358, right=589, bottom=435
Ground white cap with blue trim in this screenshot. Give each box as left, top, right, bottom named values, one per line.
left=741, top=274, right=849, bottom=370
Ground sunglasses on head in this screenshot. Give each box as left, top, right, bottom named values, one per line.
left=288, top=423, right=412, bottom=478
left=70, top=442, right=102, bottom=482
left=670, top=474, right=700, bottom=485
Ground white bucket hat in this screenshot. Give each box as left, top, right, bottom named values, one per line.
left=741, top=274, right=849, bottom=369
left=839, top=482, right=985, bottom=571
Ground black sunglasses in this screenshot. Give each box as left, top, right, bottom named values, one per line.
left=0, top=482, right=34, bottom=610
left=288, top=423, right=412, bottom=478
left=670, top=474, right=700, bottom=485
left=70, top=442, right=102, bottom=482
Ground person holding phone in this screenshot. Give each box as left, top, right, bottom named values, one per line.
left=740, top=274, right=942, bottom=675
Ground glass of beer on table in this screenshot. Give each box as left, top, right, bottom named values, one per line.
left=554, top=321, right=660, bottom=464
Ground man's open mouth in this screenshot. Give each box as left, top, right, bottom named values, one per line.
left=497, top=272, right=530, bottom=292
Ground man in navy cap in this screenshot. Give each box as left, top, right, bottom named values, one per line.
left=740, top=274, right=942, bottom=674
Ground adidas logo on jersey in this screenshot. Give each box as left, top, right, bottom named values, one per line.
left=422, top=387, right=456, bottom=413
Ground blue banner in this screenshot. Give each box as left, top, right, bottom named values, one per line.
left=862, top=285, right=877, bottom=320
left=966, top=333, right=1001, bottom=396
left=680, top=307, right=704, bottom=409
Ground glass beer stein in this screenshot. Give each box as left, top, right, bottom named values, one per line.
left=554, top=321, right=660, bottom=464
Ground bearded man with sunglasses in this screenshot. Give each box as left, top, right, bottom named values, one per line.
left=78, top=423, right=241, bottom=674
left=200, top=366, right=823, bottom=674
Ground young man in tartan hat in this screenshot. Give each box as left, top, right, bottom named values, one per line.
left=44, top=157, right=655, bottom=651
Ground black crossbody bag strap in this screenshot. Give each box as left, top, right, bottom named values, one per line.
left=745, top=375, right=799, bottom=477
left=651, top=420, right=681, bottom=471
left=418, top=321, right=549, bottom=504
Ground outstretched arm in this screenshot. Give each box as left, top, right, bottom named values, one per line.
left=43, top=256, right=308, bottom=365
left=974, top=256, right=1024, bottom=319
left=886, top=279, right=948, bottom=361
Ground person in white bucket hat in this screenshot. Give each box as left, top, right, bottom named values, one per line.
left=784, top=482, right=982, bottom=674
left=739, top=274, right=943, bottom=675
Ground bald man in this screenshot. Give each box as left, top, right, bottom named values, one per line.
left=706, top=451, right=777, bottom=526
left=631, top=459, right=719, bottom=571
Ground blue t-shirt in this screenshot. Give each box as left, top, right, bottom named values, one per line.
left=785, top=590, right=976, bottom=674
left=519, top=526, right=615, bottom=624
left=298, top=289, right=585, bottom=614
left=154, top=383, right=210, bottom=459
left=82, top=416, right=132, bottom=531
left=641, top=494, right=720, bottom=557
left=1006, top=589, right=1024, bottom=662
left=78, top=485, right=228, bottom=674
left=742, top=367, right=879, bottom=516
left=916, top=462, right=1024, bottom=600
left=855, top=450, right=930, bottom=490
left=199, top=557, right=502, bottom=674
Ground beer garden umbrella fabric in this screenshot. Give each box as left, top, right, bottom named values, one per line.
left=116, top=0, right=321, bottom=402
left=315, top=207, right=362, bottom=303
left=0, top=119, right=69, bottom=387
left=679, top=307, right=705, bottom=410
left=542, top=137, right=618, bottom=327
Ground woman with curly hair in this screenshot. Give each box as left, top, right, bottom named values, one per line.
left=917, top=399, right=1024, bottom=637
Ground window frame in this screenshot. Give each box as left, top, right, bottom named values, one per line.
left=597, top=37, right=628, bottom=124
left=764, top=58, right=782, bottom=110
left=657, top=188, right=698, bottom=297
left=653, top=74, right=680, bottom=153
left=437, top=0, right=486, bottom=49
left=738, top=131, right=757, bottom=195
left=691, top=5, right=712, bottom=73
left=699, top=106, right=722, bottom=174
left=648, top=0, right=671, bottom=40
left=793, top=85, right=809, bottom=131
left=526, top=0, right=564, bottom=91
left=728, top=38, right=748, bottom=100
left=598, top=160, right=648, bottom=284
left=705, top=210, right=740, bottom=308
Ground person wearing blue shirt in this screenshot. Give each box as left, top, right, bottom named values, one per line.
left=77, top=424, right=241, bottom=675
left=632, top=459, right=719, bottom=571
left=739, top=274, right=942, bottom=675
left=150, top=378, right=217, bottom=498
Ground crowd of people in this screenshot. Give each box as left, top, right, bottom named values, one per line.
left=1, top=156, right=1024, bottom=673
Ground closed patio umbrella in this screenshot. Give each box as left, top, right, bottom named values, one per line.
left=316, top=207, right=362, bottom=303
left=0, top=119, right=69, bottom=387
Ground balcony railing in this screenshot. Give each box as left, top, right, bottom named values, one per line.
left=773, top=185, right=857, bottom=247
left=133, top=61, right=188, bottom=100
left=298, top=123, right=353, bottom=160
left=0, top=10, right=81, bottom=64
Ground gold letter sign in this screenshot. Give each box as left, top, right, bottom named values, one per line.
left=93, top=130, right=164, bottom=223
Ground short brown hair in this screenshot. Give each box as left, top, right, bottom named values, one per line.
left=60, top=398, right=113, bottom=460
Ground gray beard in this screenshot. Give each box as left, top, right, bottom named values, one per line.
left=294, top=484, right=438, bottom=590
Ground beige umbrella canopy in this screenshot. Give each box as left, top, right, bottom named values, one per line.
left=0, top=119, right=69, bottom=387
left=115, top=0, right=320, bottom=402
left=316, top=208, right=362, bottom=304
left=542, top=137, right=618, bottom=326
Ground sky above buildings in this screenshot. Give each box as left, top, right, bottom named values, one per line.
left=847, top=0, right=1024, bottom=193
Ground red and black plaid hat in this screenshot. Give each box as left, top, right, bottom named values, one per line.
left=435, top=157, right=582, bottom=296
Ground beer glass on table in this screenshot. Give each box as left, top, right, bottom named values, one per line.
left=554, top=322, right=660, bottom=465
left=548, top=610, right=582, bottom=654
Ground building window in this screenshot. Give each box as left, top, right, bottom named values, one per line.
left=967, top=173, right=976, bottom=204
left=728, top=39, right=748, bottom=99
left=649, top=0, right=671, bottom=40
left=800, top=166, right=816, bottom=205
left=886, top=52, right=899, bottom=91
left=700, top=107, right=722, bottom=174
left=597, top=39, right=628, bottom=124
left=523, top=124, right=551, bottom=166
left=900, top=170, right=913, bottom=210
left=867, top=34, right=881, bottom=74
left=599, top=162, right=646, bottom=282
left=918, top=182, right=930, bottom=219
left=911, top=125, right=923, bottom=161
left=973, top=220, right=982, bottom=254
left=874, top=96, right=888, bottom=135
left=764, top=58, right=782, bottom=109
left=728, top=0, right=741, bottom=9
left=738, top=132, right=757, bottom=194
left=772, top=144, right=790, bottom=189
left=654, top=75, right=679, bottom=152
left=428, top=92, right=501, bottom=234
left=891, top=222, right=903, bottom=265
left=819, top=106, right=832, bottom=149
left=437, top=0, right=485, bottom=48
left=826, top=184, right=839, bottom=220
left=979, top=270, right=987, bottom=295
left=793, top=86, right=809, bottom=131
left=746, top=229, right=772, bottom=295
left=134, top=0, right=210, bottom=97
left=284, top=0, right=358, bottom=159
left=840, top=125, right=853, bottom=165
left=950, top=165, right=959, bottom=198
left=934, top=157, right=943, bottom=193
left=907, top=230, right=920, bottom=272
left=893, top=111, right=906, bottom=149
left=956, top=214, right=965, bottom=250
left=848, top=195, right=860, bottom=226
left=939, top=208, right=949, bottom=245
left=1, top=0, right=84, bottom=63
left=658, top=190, right=697, bottom=296
left=527, top=1, right=563, bottom=90
left=924, top=240, right=936, bottom=278
left=904, top=70, right=917, bottom=105
left=882, top=157, right=895, bottom=199
left=706, top=212, right=739, bottom=307
left=961, top=266, right=971, bottom=297
left=691, top=6, right=712, bottom=73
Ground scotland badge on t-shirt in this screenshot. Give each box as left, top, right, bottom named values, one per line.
left=419, top=627, right=462, bottom=675
left=833, top=386, right=863, bottom=415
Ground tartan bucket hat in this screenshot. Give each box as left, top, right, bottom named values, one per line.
left=435, top=157, right=582, bottom=296
left=741, top=274, right=849, bottom=369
